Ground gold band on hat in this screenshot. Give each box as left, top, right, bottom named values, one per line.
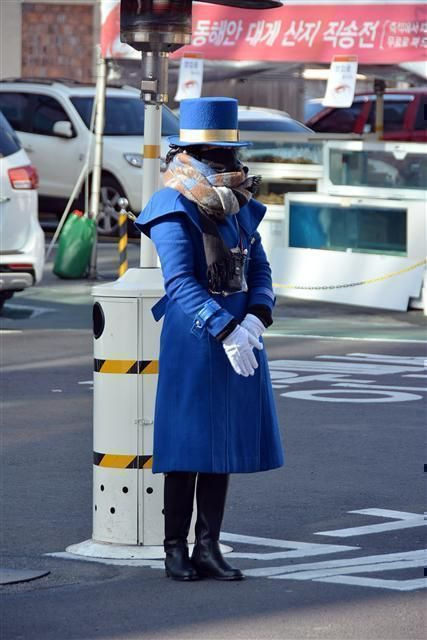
left=179, top=128, right=240, bottom=143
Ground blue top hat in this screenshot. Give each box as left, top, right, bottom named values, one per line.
left=168, top=97, right=251, bottom=148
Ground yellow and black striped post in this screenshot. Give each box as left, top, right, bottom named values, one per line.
left=89, top=271, right=168, bottom=548
left=118, top=201, right=128, bottom=277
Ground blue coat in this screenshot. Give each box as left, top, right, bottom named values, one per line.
left=135, top=187, right=284, bottom=474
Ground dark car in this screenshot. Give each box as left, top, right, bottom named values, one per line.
left=305, top=88, right=427, bottom=142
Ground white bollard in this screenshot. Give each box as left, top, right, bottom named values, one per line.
left=91, top=268, right=163, bottom=547
left=67, top=268, right=181, bottom=559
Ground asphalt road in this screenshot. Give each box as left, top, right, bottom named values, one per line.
left=1, top=242, right=426, bottom=640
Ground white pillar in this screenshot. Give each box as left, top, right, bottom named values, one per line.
left=140, top=103, right=162, bottom=268
left=88, top=52, right=107, bottom=277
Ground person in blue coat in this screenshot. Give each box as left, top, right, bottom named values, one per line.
left=135, top=97, right=284, bottom=582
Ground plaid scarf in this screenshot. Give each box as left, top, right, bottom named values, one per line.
left=163, top=151, right=261, bottom=294
left=163, top=152, right=260, bottom=223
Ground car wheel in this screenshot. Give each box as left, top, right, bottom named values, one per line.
left=96, top=176, right=127, bottom=237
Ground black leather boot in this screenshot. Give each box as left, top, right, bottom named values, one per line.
left=191, top=473, right=244, bottom=581
left=164, top=472, right=200, bottom=581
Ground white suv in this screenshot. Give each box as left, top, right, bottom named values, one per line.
left=0, top=111, right=44, bottom=310
left=0, top=79, right=179, bottom=235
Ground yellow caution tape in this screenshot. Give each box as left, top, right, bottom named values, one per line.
left=93, top=452, right=153, bottom=469
left=273, top=258, right=426, bottom=291
left=99, top=454, right=136, bottom=469
left=94, top=359, right=159, bottom=374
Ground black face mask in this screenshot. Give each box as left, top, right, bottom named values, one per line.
left=188, top=146, right=243, bottom=172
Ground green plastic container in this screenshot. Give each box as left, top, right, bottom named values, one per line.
left=53, top=211, right=95, bottom=279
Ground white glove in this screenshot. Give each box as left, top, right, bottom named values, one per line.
left=222, top=325, right=263, bottom=377
left=240, top=313, right=265, bottom=341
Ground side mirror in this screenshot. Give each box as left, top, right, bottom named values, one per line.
left=53, top=120, right=74, bottom=138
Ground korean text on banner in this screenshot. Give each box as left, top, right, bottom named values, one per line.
left=100, top=1, right=427, bottom=63
left=176, top=3, right=427, bottom=64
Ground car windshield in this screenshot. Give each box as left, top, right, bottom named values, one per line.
left=70, top=96, right=179, bottom=136
left=0, top=111, right=21, bottom=158
left=238, top=118, right=311, bottom=133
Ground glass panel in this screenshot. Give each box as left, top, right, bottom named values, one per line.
left=415, top=97, right=427, bottom=131
left=329, top=148, right=427, bottom=190
left=238, top=118, right=310, bottom=133
left=311, top=103, right=364, bottom=133
left=257, top=180, right=317, bottom=205
left=289, top=202, right=407, bottom=256
left=239, top=141, right=322, bottom=165
left=0, top=111, right=21, bottom=157
left=0, top=92, right=31, bottom=132
left=32, top=95, right=72, bottom=136
left=367, top=99, right=410, bottom=133
left=70, top=97, right=179, bottom=136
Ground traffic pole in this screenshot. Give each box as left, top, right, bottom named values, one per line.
left=374, top=78, right=385, bottom=141
left=88, top=49, right=107, bottom=280
left=117, top=198, right=129, bottom=277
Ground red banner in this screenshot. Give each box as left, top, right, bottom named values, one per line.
left=174, top=3, right=427, bottom=64
left=101, top=1, right=426, bottom=63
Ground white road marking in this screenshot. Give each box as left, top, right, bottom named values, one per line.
left=268, top=551, right=426, bottom=588
left=0, top=330, right=23, bottom=334
left=271, top=373, right=373, bottom=384
left=2, top=354, right=92, bottom=374
left=221, top=532, right=357, bottom=561
left=4, top=303, right=55, bottom=317
left=243, top=547, right=427, bottom=591
left=281, top=389, right=421, bottom=402
left=47, top=552, right=163, bottom=569
left=269, top=360, right=423, bottom=375
left=264, top=334, right=427, bottom=344
left=271, top=373, right=373, bottom=389
left=333, top=382, right=427, bottom=392
left=317, top=354, right=426, bottom=367
left=318, top=576, right=427, bottom=591
left=48, top=508, right=426, bottom=591
left=315, top=509, right=426, bottom=537
left=404, top=374, right=427, bottom=378
left=348, top=353, right=426, bottom=364
left=352, top=508, right=426, bottom=519
left=245, top=549, right=426, bottom=578
left=272, top=353, right=426, bottom=403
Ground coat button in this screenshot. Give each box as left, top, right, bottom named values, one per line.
left=195, top=320, right=202, bottom=328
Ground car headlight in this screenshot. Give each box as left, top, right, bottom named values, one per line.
left=124, top=153, right=143, bottom=168
left=124, top=153, right=167, bottom=171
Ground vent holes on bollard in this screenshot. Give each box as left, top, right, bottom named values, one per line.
left=122, top=487, right=129, bottom=494
left=146, top=487, right=153, bottom=494
left=110, top=507, right=115, bottom=514
left=100, top=484, right=105, bottom=491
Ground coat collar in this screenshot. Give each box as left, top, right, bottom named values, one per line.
left=135, top=187, right=267, bottom=238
